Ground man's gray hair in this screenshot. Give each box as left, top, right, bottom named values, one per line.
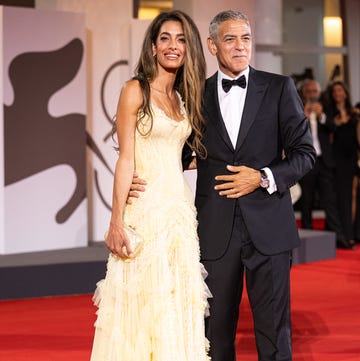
left=209, top=10, right=250, bottom=40
left=297, top=78, right=321, bottom=94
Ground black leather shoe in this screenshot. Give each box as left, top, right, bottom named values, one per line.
left=348, top=239, right=357, bottom=249
left=337, top=239, right=356, bottom=250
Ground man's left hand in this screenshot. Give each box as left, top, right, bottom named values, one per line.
left=126, top=172, right=146, bottom=204
left=215, top=165, right=261, bottom=198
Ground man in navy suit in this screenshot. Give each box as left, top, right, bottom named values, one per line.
left=192, top=10, right=315, bottom=361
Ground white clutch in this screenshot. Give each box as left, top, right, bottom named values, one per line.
left=104, top=225, right=144, bottom=260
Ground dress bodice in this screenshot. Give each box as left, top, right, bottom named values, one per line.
left=124, top=95, right=194, bottom=226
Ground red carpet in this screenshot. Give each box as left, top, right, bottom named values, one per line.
left=1, top=248, right=359, bottom=361
left=237, top=248, right=360, bottom=360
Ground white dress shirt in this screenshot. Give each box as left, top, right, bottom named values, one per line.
left=309, top=111, right=326, bottom=157
left=217, top=67, right=277, bottom=194
left=218, top=68, right=248, bottom=148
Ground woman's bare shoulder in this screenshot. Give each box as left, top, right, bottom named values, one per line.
left=118, top=79, right=143, bottom=111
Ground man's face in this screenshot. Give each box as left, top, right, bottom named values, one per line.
left=302, top=82, right=321, bottom=102
left=208, top=19, right=252, bottom=78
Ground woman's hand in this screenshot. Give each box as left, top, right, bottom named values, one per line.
left=106, top=222, right=133, bottom=258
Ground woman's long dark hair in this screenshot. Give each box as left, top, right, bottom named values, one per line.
left=114, top=10, right=207, bottom=157
left=326, top=81, right=353, bottom=117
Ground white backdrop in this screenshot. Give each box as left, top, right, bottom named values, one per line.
left=1, top=6, right=87, bottom=254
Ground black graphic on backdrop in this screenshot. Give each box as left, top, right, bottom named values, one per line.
left=4, top=38, right=129, bottom=222
left=4, top=38, right=86, bottom=224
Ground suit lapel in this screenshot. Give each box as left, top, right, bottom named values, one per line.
left=235, top=67, right=268, bottom=152
left=205, top=73, right=234, bottom=152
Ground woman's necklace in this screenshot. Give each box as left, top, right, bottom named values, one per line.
left=150, top=86, right=171, bottom=95
left=150, top=86, right=181, bottom=121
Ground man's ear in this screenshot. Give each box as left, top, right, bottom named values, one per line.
left=207, top=37, right=217, bottom=56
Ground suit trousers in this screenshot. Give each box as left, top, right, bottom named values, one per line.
left=203, top=202, right=292, bottom=361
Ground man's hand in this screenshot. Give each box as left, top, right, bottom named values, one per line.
left=311, top=101, right=323, bottom=118
left=214, top=165, right=261, bottom=198
left=304, top=100, right=323, bottom=118
left=127, top=172, right=146, bottom=204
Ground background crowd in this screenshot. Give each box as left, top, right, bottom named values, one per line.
left=295, top=76, right=360, bottom=250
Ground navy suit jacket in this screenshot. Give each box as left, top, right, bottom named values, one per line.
left=193, top=67, right=316, bottom=260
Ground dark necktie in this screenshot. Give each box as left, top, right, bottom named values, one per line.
left=222, top=75, right=246, bottom=93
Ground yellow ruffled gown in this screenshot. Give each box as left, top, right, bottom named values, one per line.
left=90, top=94, right=211, bottom=361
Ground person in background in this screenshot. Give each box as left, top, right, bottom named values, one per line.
left=90, top=10, right=211, bottom=361
left=298, top=79, right=351, bottom=248
left=325, top=81, right=358, bottom=250
left=352, top=101, right=360, bottom=242
left=354, top=102, right=360, bottom=117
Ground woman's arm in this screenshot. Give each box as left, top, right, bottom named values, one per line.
left=106, top=80, right=142, bottom=258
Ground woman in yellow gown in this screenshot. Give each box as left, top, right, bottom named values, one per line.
left=90, top=10, right=210, bottom=361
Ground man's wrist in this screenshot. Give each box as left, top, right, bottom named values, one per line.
left=259, top=169, right=270, bottom=189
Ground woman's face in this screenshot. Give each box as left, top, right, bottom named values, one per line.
left=152, top=20, right=186, bottom=72
left=332, top=84, right=347, bottom=103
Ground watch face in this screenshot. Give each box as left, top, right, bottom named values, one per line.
left=261, top=178, right=270, bottom=188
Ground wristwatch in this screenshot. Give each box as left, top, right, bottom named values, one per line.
left=260, top=169, right=270, bottom=189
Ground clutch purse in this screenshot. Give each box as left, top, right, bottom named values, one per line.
left=105, top=224, right=144, bottom=260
